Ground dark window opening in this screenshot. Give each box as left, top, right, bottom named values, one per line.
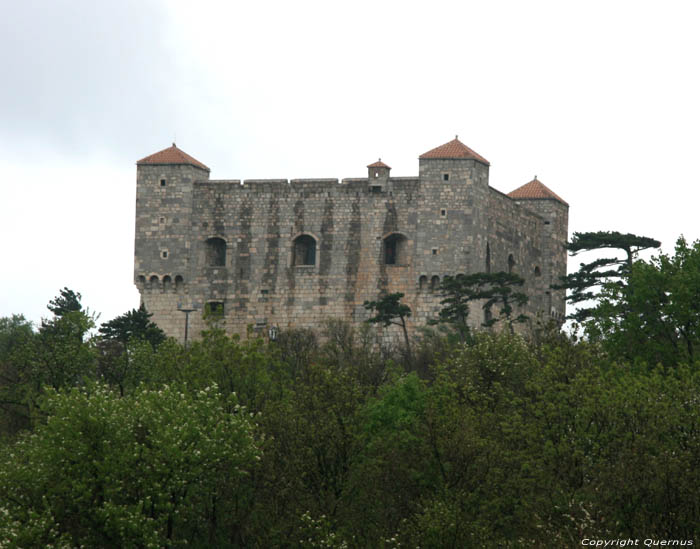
left=534, top=266, right=542, bottom=277
left=432, top=248, right=437, bottom=255
left=508, top=254, right=516, bottom=274
left=162, top=275, right=172, bottom=290
left=175, top=275, right=184, bottom=292
left=161, top=250, right=168, bottom=259
left=544, top=221, right=551, bottom=225
left=383, top=233, right=407, bottom=265
left=137, top=275, right=146, bottom=288
left=440, top=209, right=447, bottom=217
left=486, top=243, right=491, bottom=273
left=370, top=185, right=382, bottom=193
left=205, top=301, right=224, bottom=318
left=443, top=173, right=449, bottom=181
left=149, top=275, right=159, bottom=289
left=160, top=179, right=166, bottom=187
left=205, top=237, right=227, bottom=267
left=430, top=275, right=440, bottom=291
left=293, top=235, right=317, bottom=266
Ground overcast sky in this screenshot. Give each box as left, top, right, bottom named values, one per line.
left=2, top=0, right=699, bottom=326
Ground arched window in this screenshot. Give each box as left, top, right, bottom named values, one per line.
left=419, top=275, right=428, bottom=291
left=292, top=234, right=316, bottom=266
left=163, top=275, right=172, bottom=291
left=486, top=243, right=491, bottom=273
left=175, top=275, right=184, bottom=292
left=430, top=275, right=440, bottom=291
left=205, top=237, right=226, bottom=267
left=534, top=266, right=541, bottom=277
left=137, top=275, right=146, bottom=288
left=149, top=275, right=159, bottom=289
left=508, top=254, right=516, bottom=274
left=383, top=233, right=408, bottom=265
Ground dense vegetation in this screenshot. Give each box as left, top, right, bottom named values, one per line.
left=2, top=235, right=700, bottom=547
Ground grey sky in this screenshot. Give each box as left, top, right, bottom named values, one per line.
left=2, top=0, right=699, bottom=326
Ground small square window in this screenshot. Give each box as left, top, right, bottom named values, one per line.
left=206, top=301, right=224, bottom=317
left=432, top=248, right=438, bottom=255
left=159, top=217, right=165, bottom=224
left=440, top=209, right=447, bottom=217
left=160, top=179, right=167, bottom=187
left=443, top=173, right=449, bottom=181
left=161, top=250, right=168, bottom=259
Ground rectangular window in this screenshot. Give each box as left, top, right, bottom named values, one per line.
left=440, top=209, right=447, bottom=217
left=160, top=179, right=167, bottom=187
left=443, top=173, right=449, bottom=181
left=205, top=301, right=224, bottom=318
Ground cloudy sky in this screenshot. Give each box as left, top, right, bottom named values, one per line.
left=2, top=0, right=699, bottom=326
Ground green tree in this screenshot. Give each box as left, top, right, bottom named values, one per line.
left=433, top=272, right=528, bottom=339
left=0, top=316, right=36, bottom=437
left=46, top=287, right=82, bottom=317
left=364, top=292, right=412, bottom=362
left=555, top=231, right=660, bottom=322
left=0, top=383, right=259, bottom=547
left=592, top=236, right=700, bottom=365
left=97, top=305, right=167, bottom=395
left=98, top=304, right=166, bottom=348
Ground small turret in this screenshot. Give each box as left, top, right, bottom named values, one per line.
left=367, top=158, right=391, bottom=192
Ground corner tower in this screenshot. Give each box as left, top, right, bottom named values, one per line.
left=508, top=177, right=569, bottom=321
left=134, top=144, right=210, bottom=338
left=417, top=137, right=492, bottom=280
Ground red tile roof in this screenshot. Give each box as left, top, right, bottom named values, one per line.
left=419, top=137, right=490, bottom=165
left=137, top=144, right=210, bottom=172
left=508, top=177, right=568, bottom=206
left=367, top=159, right=391, bottom=169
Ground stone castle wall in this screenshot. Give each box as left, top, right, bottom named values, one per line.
left=134, top=153, right=568, bottom=341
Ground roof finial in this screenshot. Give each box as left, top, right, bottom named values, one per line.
left=455, top=134, right=459, bottom=140
left=534, top=174, right=537, bottom=180
left=378, top=157, right=381, bottom=162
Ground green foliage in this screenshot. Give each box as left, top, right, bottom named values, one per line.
left=46, top=287, right=83, bottom=318
left=0, top=383, right=259, bottom=547
left=98, top=304, right=165, bottom=348
left=589, top=236, right=700, bottom=366
left=364, top=292, right=412, bottom=361
left=5, top=241, right=700, bottom=545
left=556, top=231, right=660, bottom=321
left=433, top=272, right=528, bottom=339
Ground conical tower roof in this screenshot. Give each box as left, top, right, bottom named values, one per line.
left=367, top=159, right=391, bottom=169
left=508, top=177, right=568, bottom=206
left=419, top=137, right=490, bottom=166
left=137, top=143, right=210, bottom=172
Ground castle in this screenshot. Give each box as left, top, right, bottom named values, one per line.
left=134, top=138, right=568, bottom=342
